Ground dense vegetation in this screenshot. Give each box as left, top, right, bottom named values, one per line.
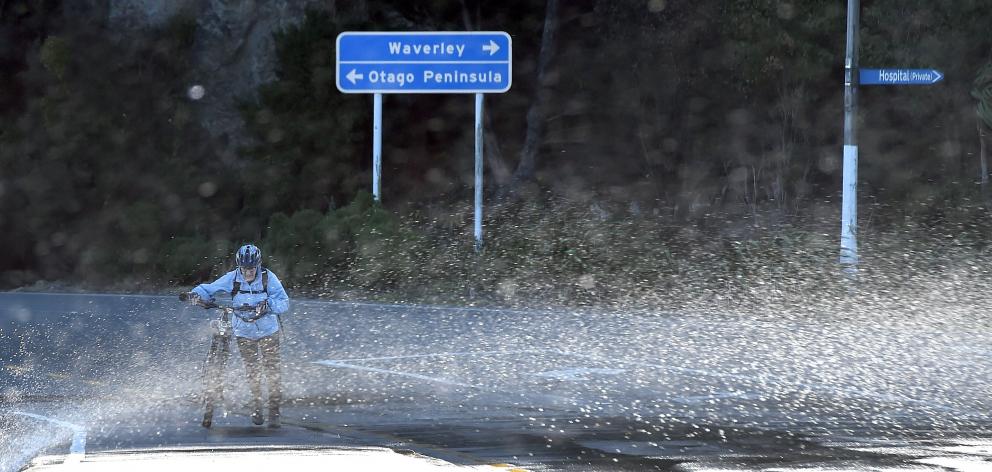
left=1, top=1, right=991, bottom=308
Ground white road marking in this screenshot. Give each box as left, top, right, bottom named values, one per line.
left=315, top=351, right=580, bottom=405
left=314, top=360, right=477, bottom=387
left=20, top=447, right=491, bottom=471
left=10, top=411, right=87, bottom=462
left=671, top=391, right=755, bottom=404
left=327, top=349, right=552, bottom=362
left=533, top=367, right=625, bottom=381
left=562, top=352, right=970, bottom=415
left=319, top=348, right=969, bottom=417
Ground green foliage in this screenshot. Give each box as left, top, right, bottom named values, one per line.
left=163, top=13, right=198, bottom=51
left=721, top=0, right=841, bottom=93
left=0, top=12, right=228, bottom=287
left=39, top=36, right=70, bottom=82
left=347, top=194, right=423, bottom=290
left=263, top=191, right=421, bottom=291
left=239, top=9, right=373, bottom=219
left=264, top=209, right=326, bottom=285
left=309, top=196, right=844, bottom=309
left=157, top=237, right=236, bottom=283
left=3, top=1, right=992, bottom=302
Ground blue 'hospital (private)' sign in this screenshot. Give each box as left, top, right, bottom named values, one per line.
left=860, top=69, right=944, bottom=85
left=336, top=32, right=512, bottom=94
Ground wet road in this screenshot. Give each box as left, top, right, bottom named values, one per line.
left=2, top=292, right=991, bottom=471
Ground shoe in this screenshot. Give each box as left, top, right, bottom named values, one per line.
left=268, top=407, right=281, bottom=428
left=202, top=405, right=214, bottom=428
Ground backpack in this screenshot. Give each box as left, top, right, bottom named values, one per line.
left=231, top=269, right=268, bottom=298
left=230, top=268, right=283, bottom=333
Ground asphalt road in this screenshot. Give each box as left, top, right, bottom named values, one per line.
left=2, top=292, right=991, bottom=471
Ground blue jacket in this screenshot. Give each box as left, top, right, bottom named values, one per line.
left=192, top=268, right=290, bottom=340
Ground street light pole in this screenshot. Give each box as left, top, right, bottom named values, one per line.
left=840, top=0, right=860, bottom=274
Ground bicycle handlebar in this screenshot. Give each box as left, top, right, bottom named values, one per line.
left=179, top=292, right=266, bottom=322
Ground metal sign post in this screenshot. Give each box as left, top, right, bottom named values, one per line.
left=337, top=31, right=512, bottom=251
left=839, top=1, right=943, bottom=276
left=373, top=93, right=382, bottom=202
left=841, top=0, right=860, bottom=275
left=474, top=93, right=484, bottom=251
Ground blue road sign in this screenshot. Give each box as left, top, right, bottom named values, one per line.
left=337, top=32, right=512, bottom=94
left=860, top=69, right=944, bottom=85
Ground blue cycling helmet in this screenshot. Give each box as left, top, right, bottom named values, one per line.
left=236, top=244, right=262, bottom=269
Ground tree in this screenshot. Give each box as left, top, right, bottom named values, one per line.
left=458, top=0, right=511, bottom=186
left=239, top=9, right=371, bottom=224
left=511, top=0, right=559, bottom=187
left=0, top=13, right=222, bottom=285
left=974, top=61, right=992, bottom=189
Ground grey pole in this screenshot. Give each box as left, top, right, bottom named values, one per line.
left=840, top=0, right=859, bottom=273
left=373, top=93, right=383, bottom=202
left=474, top=93, right=484, bottom=252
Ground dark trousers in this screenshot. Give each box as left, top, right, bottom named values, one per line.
left=236, top=334, right=281, bottom=414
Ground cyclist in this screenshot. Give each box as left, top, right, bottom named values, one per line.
left=187, top=244, right=290, bottom=427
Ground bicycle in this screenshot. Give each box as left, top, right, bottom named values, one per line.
left=179, top=292, right=265, bottom=428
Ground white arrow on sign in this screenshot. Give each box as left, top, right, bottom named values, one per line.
left=931, top=70, right=943, bottom=84
left=482, top=40, right=499, bottom=56
left=346, top=69, right=364, bottom=85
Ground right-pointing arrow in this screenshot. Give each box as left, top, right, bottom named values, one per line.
left=931, top=70, right=944, bottom=84
left=482, top=40, right=499, bottom=56
left=346, top=69, right=364, bottom=85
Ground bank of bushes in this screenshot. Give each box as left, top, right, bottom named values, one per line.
left=132, top=189, right=992, bottom=314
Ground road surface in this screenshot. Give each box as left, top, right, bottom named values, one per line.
left=2, top=292, right=990, bottom=471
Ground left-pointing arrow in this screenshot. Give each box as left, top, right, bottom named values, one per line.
left=346, top=69, right=364, bottom=85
